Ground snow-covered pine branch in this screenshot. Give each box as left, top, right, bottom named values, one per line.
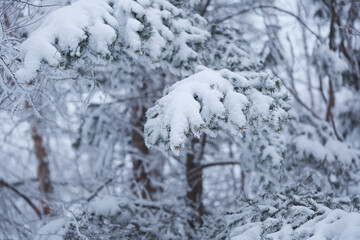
left=15, top=0, right=209, bottom=85
left=15, top=0, right=118, bottom=83
left=115, top=0, right=209, bottom=75
left=144, top=67, right=290, bottom=154
left=205, top=26, right=262, bottom=72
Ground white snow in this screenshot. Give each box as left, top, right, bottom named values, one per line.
left=294, top=135, right=334, bottom=162
left=35, top=218, right=68, bottom=240
left=230, top=207, right=360, bottom=240
left=16, top=0, right=209, bottom=85
left=16, top=0, right=118, bottom=83
left=145, top=67, right=288, bottom=154
left=89, top=195, right=121, bottom=216
left=299, top=209, right=360, bottom=240
left=145, top=68, right=248, bottom=154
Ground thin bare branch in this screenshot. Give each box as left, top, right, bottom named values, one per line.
left=214, top=5, right=323, bottom=41
left=0, top=179, right=42, bottom=219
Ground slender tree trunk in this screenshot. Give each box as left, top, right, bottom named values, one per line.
left=185, top=136, right=206, bottom=236
left=324, top=0, right=343, bottom=141
left=26, top=102, right=53, bottom=215
left=131, top=104, right=158, bottom=199
left=32, top=126, right=52, bottom=194
left=241, top=169, right=246, bottom=192
left=186, top=147, right=203, bottom=215
left=326, top=0, right=337, bottom=123
left=299, top=4, right=314, bottom=109
left=31, top=124, right=52, bottom=215
left=4, top=9, right=52, bottom=216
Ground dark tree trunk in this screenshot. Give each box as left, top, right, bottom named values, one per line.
left=32, top=126, right=53, bottom=195
left=131, top=103, right=163, bottom=200
left=185, top=136, right=206, bottom=236
left=26, top=102, right=52, bottom=215
left=186, top=148, right=203, bottom=216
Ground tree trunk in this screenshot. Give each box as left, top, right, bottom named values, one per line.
left=185, top=136, right=206, bottom=236
left=25, top=102, right=52, bottom=215
left=32, top=126, right=52, bottom=195
left=131, top=103, right=163, bottom=200
left=186, top=148, right=203, bottom=216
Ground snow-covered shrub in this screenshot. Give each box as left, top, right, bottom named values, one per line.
left=37, top=196, right=190, bottom=240
left=285, top=114, right=360, bottom=195
left=227, top=186, right=360, bottom=240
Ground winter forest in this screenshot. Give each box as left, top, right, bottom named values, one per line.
left=0, top=0, right=360, bottom=239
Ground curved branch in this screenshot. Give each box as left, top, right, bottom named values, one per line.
left=200, top=0, right=211, bottom=16
left=199, top=161, right=241, bottom=170
left=0, top=179, right=42, bottom=219
left=214, top=5, right=323, bottom=41
left=10, top=0, right=67, bottom=8
left=188, top=161, right=241, bottom=180
left=87, top=178, right=114, bottom=202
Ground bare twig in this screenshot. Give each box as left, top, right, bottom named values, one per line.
left=62, top=204, right=89, bottom=240
left=198, top=161, right=241, bottom=170
left=200, top=0, right=211, bottom=16
left=0, top=179, right=42, bottom=219
left=188, top=161, right=241, bottom=180
left=87, top=178, right=114, bottom=202
left=215, top=5, right=323, bottom=41
left=298, top=2, right=315, bottom=109
left=10, top=0, right=67, bottom=8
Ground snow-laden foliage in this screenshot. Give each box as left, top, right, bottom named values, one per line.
left=15, top=0, right=118, bottom=83
left=35, top=196, right=190, bottom=240
left=227, top=187, right=360, bottom=240
left=171, top=0, right=201, bottom=8
left=145, top=67, right=289, bottom=154
left=205, top=26, right=262, bottom=72
left=335, top=88, right=360, bottom=144
left=312, top=45, right=348, bottom=90
left=114, top=0, right=209, bottom=75
left=284, top=114, right=360, bottom=194
left=35, top=188, right=360, bottom=240
left=1, top=0, right=360, bottom=239
left=15, top=0, right=209, bottom=85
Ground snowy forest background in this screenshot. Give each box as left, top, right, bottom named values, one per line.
left=0, top=0, right=359, bottom=239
